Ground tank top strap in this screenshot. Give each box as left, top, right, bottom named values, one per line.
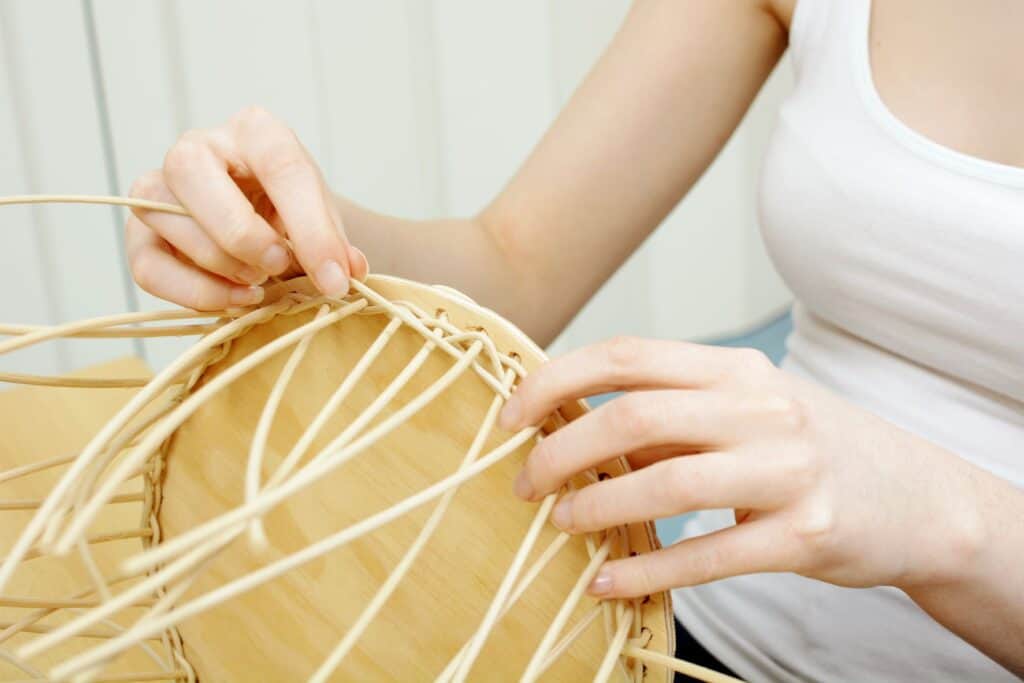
left=788, top=0, right=865, bottom=79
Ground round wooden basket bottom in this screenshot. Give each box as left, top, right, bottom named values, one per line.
left=0, top=195, right=740, bottom=683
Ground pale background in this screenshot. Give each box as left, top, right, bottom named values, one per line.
left=0, top=0, right=792, bottom=376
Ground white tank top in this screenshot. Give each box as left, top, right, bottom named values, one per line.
left=673, top=1, right=1024, bottom=680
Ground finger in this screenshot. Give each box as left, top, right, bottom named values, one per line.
left=127, top=218, right=263, bottom=310
left=348, top=245, right=369, bottom=282
left=500, top=337, right=773, bottom=431
left=162, top=128, right=291, bottom=275
left=550, top=451, right=798, bottom=533
left=231, top=108, right=352, bottom=295
left=588, top=519, right=798, bottom=599
left=517, top=390, right=801, bottom=499
left=129, top=171, right=265, bottom=286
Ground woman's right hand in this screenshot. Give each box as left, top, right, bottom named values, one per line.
left=125, top=106, right=368, bottom=310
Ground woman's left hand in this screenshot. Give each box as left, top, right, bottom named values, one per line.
left=499, top=336, right=988, bottom=599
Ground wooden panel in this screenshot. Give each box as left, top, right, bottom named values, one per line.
left=0, top=357, right=162, bottom=680
left=159, top=275, right=672, bottom=681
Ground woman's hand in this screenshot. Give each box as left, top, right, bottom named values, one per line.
left=125, top=106, right=368, bottom=310
left=499, top=336, right=988, bottom=599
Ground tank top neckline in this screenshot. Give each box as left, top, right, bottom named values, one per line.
left=849, top=0, right=1024, bottom=188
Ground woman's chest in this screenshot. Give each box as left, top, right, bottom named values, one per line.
left=758, top=90, right=1024, bottom=403
left=774, top=0, right=1024, bottom=169
left=868, top=0, right=1024, bottom=170
left=755, top=0, right=1024, bottom=403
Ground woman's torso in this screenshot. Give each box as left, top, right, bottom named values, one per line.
left=674, top=0, right=1024, bottom=680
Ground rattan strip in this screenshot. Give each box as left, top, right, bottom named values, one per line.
left=0, top=302, right=288, bottom=590
left=244, top=304, right=331, bottom=547
left=12, top=255, right=626, bottom=683
left=311, top=366, right=517, bottom=682
left=43, top=348, right=528, bottom=679
left=14, top=305, right=495, bottom=679
left=522, top=537, right=613, bottom=682
left=0, top=322, right=219, bottom=339
left=537, top=604, right=604, bottom=675
left=0, top=194, right=744, bottom=682
left=453, top=492, right=560, bottom=681
left=118, top=336, right=485, bottom=577
left=53, top=300, right=363, bottom=556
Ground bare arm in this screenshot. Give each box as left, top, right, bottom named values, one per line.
left=128, top=1, right=785, bottom=343
left=903, top=470, right=1024, bottom=676
left=316, top=1, right=786, bottom=344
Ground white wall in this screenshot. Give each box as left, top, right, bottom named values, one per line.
left=0, top=0, right=791, bottom=373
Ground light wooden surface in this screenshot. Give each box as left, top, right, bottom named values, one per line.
left=0, top=357, right=164, bottom=680
left=0, top=275, right=674, bottom=681
left=160, top=276, right=673, bottom=681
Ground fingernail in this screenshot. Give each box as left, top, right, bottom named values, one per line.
left=260, top=244, right=290, bottom=274
left=551, top=495, right=573, bottom=531
left=513, top=470, right=534, bottom=500
left=315, top=260, right=349, bottom=296
left=236, top=265, right=267, bottom=285
left=230, top=286, right=264, bottom=307
left=349, top=245, right=369, bottom=280
left=588, top=571, right=613, bottom=596
left=500, top=395, right=521, bottom=431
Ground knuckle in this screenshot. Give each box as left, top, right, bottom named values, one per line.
left=775, top=395, right=807, bottom=432
left=163, top=133, right=205, bottom=177
left=183, top=287, right=204, bottom=311
left=528, top=441, right=557, bottom=493
left=193, top=244, right=229, bottom=273
left=252, top=139, right=310, bottom=180
left=128, top=170, right=162, bottom=200
left=792, top=501, right=838, bottom=553
left=659, top=459, right=701, bottom=510
left=232, top=104, right=274, bottom=127
left=688, top=545, right=725, bottom=585
left=130, top=252, right=158, bottom=294
left=220, top=208, right=259, bottom=254
left=610, top=394, right=655, bottom=439
left=633, top=559, right=657, bottom=597
left=182, top=278, right=215, bottom=311
left=572, top=490, right=602, bottom=530
left=755, top=393, right=806, bottom=433
left=604, top=335, right=642, bottom=376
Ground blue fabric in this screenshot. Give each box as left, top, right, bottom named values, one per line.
left=583, top=310, right=793, bottom=544
left=706, top=309, right=792, bottom=367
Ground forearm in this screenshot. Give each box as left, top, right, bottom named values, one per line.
left=335, top=196, right=564, bottom=344
left=903, top=464, right=1024, bottom=676
left=337, top=0, right=787, bottom=347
